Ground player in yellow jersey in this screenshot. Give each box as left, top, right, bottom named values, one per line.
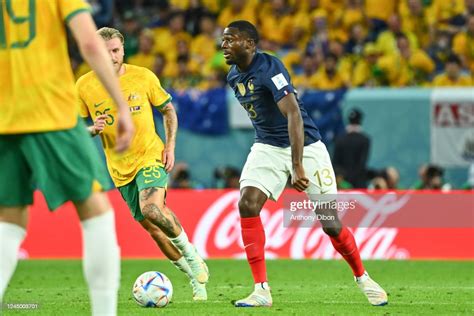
left=0, top=1, right=134, bottom=315
left=76, top=27, right=209, bottom=301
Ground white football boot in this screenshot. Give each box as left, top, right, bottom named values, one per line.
left=190, top=279, right=207, bottom=301
left=171, top=258, right=208, bottom=301
left=234, top=282, right=272, bottom=307
left=185, top=246, right=210, bottom=284
left=355, top=271, right=388, bottom=306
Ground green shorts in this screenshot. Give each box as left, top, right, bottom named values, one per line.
left=118, top=165, right=168, bottom=222
left=0, top=119, right=111, bottom=210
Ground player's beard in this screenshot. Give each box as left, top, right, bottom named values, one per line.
left=223, top=54, right=235, bottom=65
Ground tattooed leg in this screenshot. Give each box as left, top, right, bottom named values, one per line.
left=139, top=187, right=182, bottom=238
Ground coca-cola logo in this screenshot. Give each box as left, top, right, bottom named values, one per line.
left=193, top=191, right=410, bottom=259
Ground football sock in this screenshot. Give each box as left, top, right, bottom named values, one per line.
left=171, top=257, right=193, bottom=279
left=329, top=227, right=365, bottom=277
left=81, top=211, right=120, bottom=316
left=241, top=216, right=267, bottom=283
left=169, top=230, right=195, bottom=258
left=0, top=222, right=26, bottom=302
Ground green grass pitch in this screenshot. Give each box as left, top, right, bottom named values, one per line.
left=2, top=259, right=473, bottom=315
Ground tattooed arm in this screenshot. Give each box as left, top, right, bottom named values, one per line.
left=159, top=103, right=178, bottom=172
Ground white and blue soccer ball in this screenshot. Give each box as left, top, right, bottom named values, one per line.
left=132, top=271, right=173, bottom=308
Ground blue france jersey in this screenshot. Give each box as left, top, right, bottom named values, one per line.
left=227, top=52, right=321, bottom=147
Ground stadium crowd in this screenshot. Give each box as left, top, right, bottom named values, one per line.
left=72, top=0, right=473, bottom=190
left=73, top=0, right=474, bottom=90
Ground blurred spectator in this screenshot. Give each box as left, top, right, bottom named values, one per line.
left=428, top=0, right=466, bottom=35
left=184, top=0, right=207, bottom=36
left=306, top=9, right=331, bottom=56
left=334, top=167, right=354, bottom=190
left=464, top=0, right=474, bottom=18
left=369, top=175, right=388, bottom=190
left=340, top=0, right=365, bottom=34
left=292, top=53, right=319, bottom=90
left=147, top=1, right=172, bottom=29
left=365, top=0, right=398, bottom=41
left=378, top=33, right=435, bottom=86
left=352, top=43, right=385, bottom=87
left=152, top=53, right=172, bottom=88
left=170, top=55, right=201, bottom=91
left=259, top=0, right=294, bottom=47
left=176, top=38, right=200, bottom=73
left=122, top=11, right=141, bottom=59
left=259, top=38, right=282, bottom=55
left=399, top=0, right=431, bottom=48
left=381, top=166, right=400, bottom=189
left=169, top=0, right=189, bottom=11
left=345, top=23, right=368, bottom=57
left=153, top=10, right=192, bottom=64
left=217, top=0, right=257, bottom=29
left=116, top=0, right=163, bottom=15
left=320, top=0, right=346, bottom=27
left=171, top=168, right=192, bottom=189
left=152, top=53, right=166, bottom=76
left=198, top=69, right=226, bottom=90
left=291, top=0, right=321, bottom=49
left=432, top=54, right=473, bottom=86
left=427, top=30, right=453, bottom=72
left=89, top=0, right=113, bottom=28
left=376, top=15, right=419, bottom=56
left=74, top=60, right=92, bottom=80
left=127, top=29, right=156, bottom=70
left=214, top=166, right=241, bottom=189
left=310, top=53, right=348, bottom=89
left=283, top=47, right=324, bottom=76
left=169, top=163, right=202, bottom=189
left=452, top=15, right=474, bottom=75
left=190, top=13, right=219, bottom=65
left=412, top=164, right=446, bottom=190
left=333, top=108, right=371, bottom=188
left=328, top=40, right=353, bottom=83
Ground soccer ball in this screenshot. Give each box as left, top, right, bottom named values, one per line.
left=132, top=271, right=173, bottom=308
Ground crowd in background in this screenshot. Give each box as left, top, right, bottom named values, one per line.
left=74, top=0, right=474, bottom=190
left=73, top=0, right=474, bottom=91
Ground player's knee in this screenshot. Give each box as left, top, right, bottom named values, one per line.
left=238, top=197, right=261, bottom=217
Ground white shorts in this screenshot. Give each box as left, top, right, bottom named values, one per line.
left=240, top=141, right=338, bottom=201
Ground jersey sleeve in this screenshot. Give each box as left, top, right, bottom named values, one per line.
left=146, top=70, right=172, bottom=110
left=58, top=0, right=91, bottom=24
left=75, top=81, right=90, bottom=118
left=261, top=56, right=297, bottom=103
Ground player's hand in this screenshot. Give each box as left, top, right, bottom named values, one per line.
left=292, top=164, right=309, bottom=192
left=92, top=114, right=108, bottom=135
left=115, top=106, right=134, bottom=153
left=162, top=144, right=175, bottom=173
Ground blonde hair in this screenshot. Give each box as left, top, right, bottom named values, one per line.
left=96, top=27, right=124, bottom=43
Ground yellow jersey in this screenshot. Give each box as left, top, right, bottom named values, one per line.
left=77, top=64, right=172, bottom=187
left=432, top=73, right=473, bottom=87
left=365, top=0, right=397, bottom=21
left=310, top=68, right=347, bottom=90
left=0, top=0, right=90, bottom=134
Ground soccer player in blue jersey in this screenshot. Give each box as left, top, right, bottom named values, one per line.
left=222, top=20, right=388, bottom=307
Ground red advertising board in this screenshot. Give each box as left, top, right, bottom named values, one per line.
left=19, top=189, right=474, bottom=259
